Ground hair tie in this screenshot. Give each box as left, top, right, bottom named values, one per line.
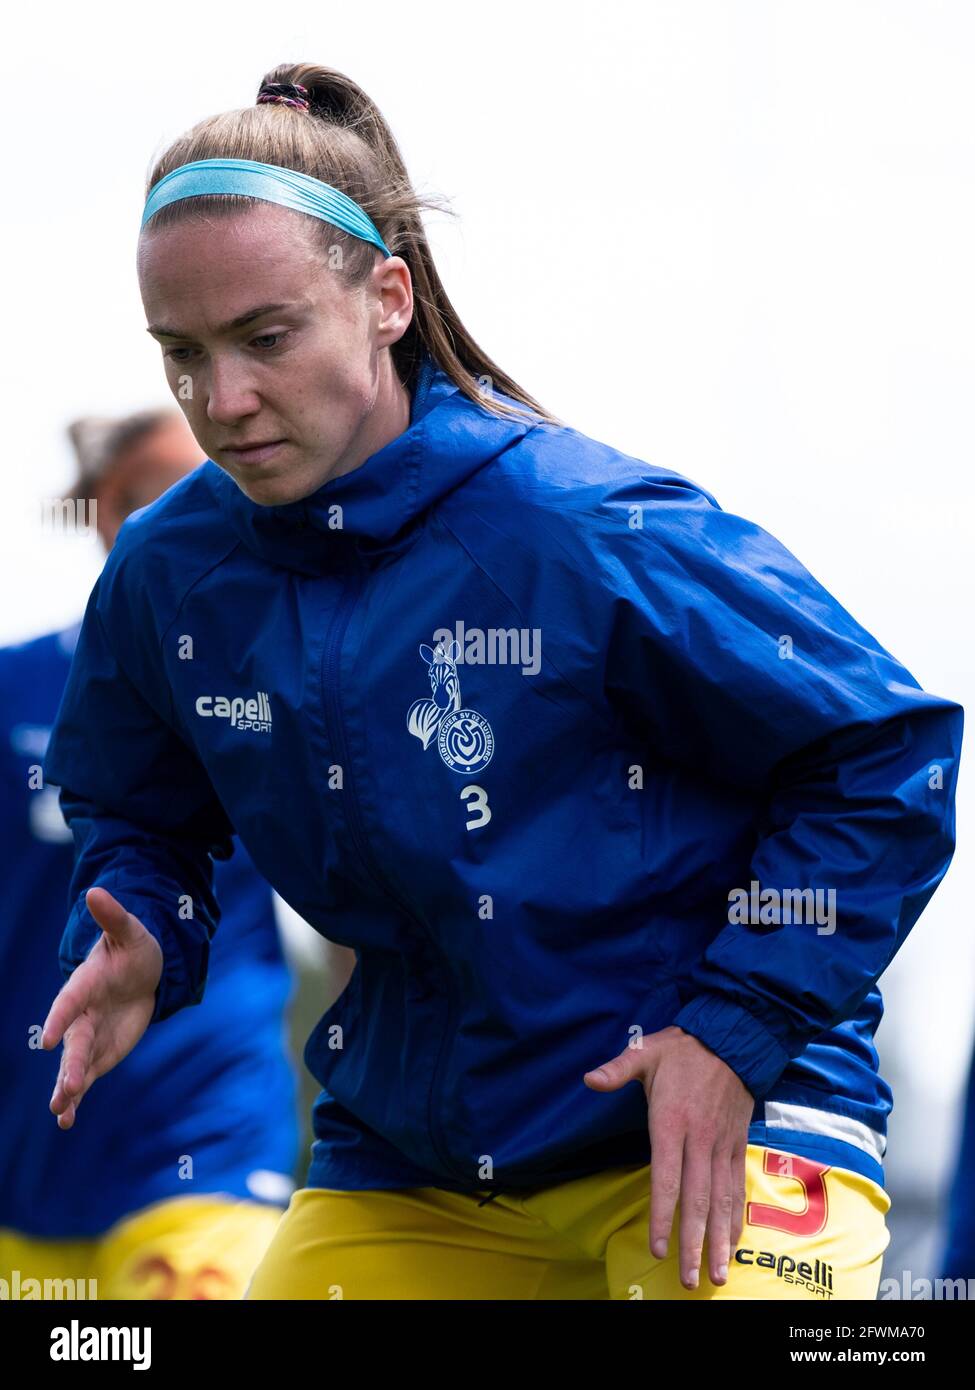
left=257, top=82, right=311, bottom=113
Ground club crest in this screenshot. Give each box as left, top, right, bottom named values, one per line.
left=407, top=640, right=494, bottom=775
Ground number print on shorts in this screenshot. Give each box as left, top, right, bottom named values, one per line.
left=746, top=1150, right=830, bottom=1236
left=461, top=785, right=491, bottom=831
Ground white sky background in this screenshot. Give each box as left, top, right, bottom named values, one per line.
left=1, top=1, right=972, bottom=1194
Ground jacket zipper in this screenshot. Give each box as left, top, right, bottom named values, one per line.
left=321, top=562, right=470, bottom=1185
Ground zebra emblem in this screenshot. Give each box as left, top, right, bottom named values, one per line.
left=407, top=641, right=494, bottom=775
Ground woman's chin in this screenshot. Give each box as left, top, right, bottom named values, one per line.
left=223, top=462, right=315, bottom=508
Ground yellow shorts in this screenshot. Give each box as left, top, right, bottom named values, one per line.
left=246, top=1145, right=891, bottom=1300
left=0, top=1196, right=283, bottom=1300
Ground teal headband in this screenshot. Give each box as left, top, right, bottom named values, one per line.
left=141, top=157, right=392, bottom=257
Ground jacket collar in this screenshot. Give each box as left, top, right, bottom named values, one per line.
left=203, top=351, right=537, bottom=574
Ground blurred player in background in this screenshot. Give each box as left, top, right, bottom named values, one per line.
left=0, top=409, right=298, bottom=1298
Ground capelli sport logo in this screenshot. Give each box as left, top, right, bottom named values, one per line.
left=735, top=1247, right=834, bottom=1298
left=195, top=691, right=272, bottom=734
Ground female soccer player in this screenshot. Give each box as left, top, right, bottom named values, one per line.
left=41, top=63, right=962, bottom=1300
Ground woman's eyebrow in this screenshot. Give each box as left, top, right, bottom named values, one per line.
left=146, top=300, right=304, bottom=338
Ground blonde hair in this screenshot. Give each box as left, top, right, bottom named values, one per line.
left=141, top=63, right=561, bottom=426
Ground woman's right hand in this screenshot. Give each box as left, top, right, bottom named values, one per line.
left=41, top=886, right=163, bottom=1129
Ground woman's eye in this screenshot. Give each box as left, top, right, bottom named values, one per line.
left=162, top=332, right=286, bottom=363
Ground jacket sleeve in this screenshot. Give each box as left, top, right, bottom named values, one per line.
left=572, top=474, right=963, bottom=1098
left=44, top=582, right=235, bottom=1024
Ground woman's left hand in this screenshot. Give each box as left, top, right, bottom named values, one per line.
left=584, top=1025, right=755, bottom=1290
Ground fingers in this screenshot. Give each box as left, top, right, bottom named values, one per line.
left=85, top=886, right=142, bottom=947
left=41, top=973, right=90, bottom=1051
left=677, top=1139, right=711, bottom=1290
left=647, top=1126, right=682, bottom=1264
left=50, top=1025, right=91, bottom=1111
left=729, top=1142, right=747, bottom=1249
left=42, top=888, right=137, bottom=1049
left=55, top=1100, right=77, bottom=1130
left=50, top=1015, right=95, bottom=1125
left=640, top=1030, right=755, bottom=1292
left=583, top=1049, right=643, bottom=1091
left=704, top=1148, right=734, bottom=1287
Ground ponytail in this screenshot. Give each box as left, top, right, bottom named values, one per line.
left=142, top=63, right=562, bottom=426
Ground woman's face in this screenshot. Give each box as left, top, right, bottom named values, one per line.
left=137, top=202, right=412, bottom=506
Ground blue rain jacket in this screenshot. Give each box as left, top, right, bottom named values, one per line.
left=44, top=351, right=962, bottom=1194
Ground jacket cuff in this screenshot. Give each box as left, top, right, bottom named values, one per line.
left=672, top=992, right=792, bottom=1099
left=59, top=895, right=210, bottom=1025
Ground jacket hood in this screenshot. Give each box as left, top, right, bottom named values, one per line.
left=203, top=351, right=539, bottom=574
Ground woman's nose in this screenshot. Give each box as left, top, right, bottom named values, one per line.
left=205, top=357, right=262, bottom=424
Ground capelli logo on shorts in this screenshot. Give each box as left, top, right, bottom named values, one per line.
left=195, top=691, right=272, bottom=733
left=735, top=1247, right=834, bottom=1298
left=50, top=1319, right=151, bottom=1370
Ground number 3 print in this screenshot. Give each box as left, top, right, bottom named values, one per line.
left=461, top=785, right=491, bottom=831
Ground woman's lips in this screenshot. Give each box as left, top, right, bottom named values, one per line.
left=224, top=439, right=286, bottom=464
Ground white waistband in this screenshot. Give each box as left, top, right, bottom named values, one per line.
left=761, top=1100, right=887, bottom=1164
